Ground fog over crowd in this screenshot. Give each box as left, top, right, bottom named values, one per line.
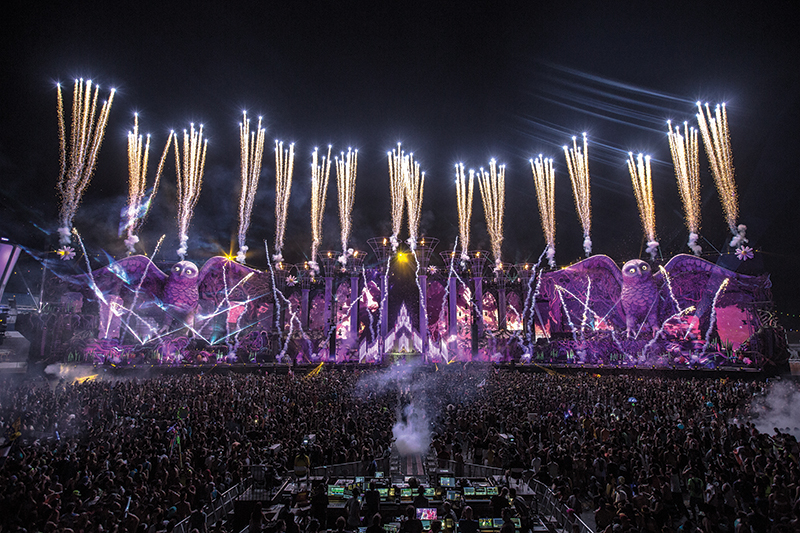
left=0, top=367, right=798, bottom=533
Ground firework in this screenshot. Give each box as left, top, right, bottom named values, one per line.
left=477, top=159, right=505, bottom=270
left=310, top=145, right=333, bottom=272
left=174, top=123, right=208, bottom=259
left=387, top=144, right=407, bottom=250
left=274, top=140, right=296, bottom=261
left=667, top=120, right=702, bottom=255
left=530, top=155, right=557, bottom=267
left=335, top=148, right=358, bottom=263
left=455, top=164, right=474, bottom=260
left=124, top=115, right=172, bottom=255
left=236, top=112, right=266, bottom=263
left=696, top=102, right=746, bottom=247
left=56, top=79, right=116, bottom=246
left=563, top=133, right=592, bottom=256
left=627, top=152, right=659, bottom=261
left=404, top=152, right=424, bottom=249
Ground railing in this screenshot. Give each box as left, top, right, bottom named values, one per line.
left=310, top=457, right=391, bottom=478
left=436, top=460, right=593, bottom=533
left=527, top=478, right=593, bottom=533
left=172, top=477, right=252, bottom=533
left=184, top=459, right=593, bottom=533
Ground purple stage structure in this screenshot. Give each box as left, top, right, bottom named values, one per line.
left=25, top=237, right=788, bottom=372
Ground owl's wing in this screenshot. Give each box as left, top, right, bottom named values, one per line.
left=658, top=254, right=771, bottom=317
left=197, top=257, right=272, bottom=303
left=539, top=255, right=626, bottom=331
left=70, top=255, right=168, bottom=301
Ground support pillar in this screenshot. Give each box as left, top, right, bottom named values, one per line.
left=419, top=274, right=428, bottom=355
left=350, top=275, right=359, bottom=347
left=411, top=237, right=438, bottom=357
left=496, top=263, right=511, bottom=331
left=323, top=277, right=333, bottom=332
left=301, top=288, right=310, bottom=330
left=448, top=276, right=458, bottom=356
left=367, top=238, right=394, bottom=361
left=474, top=277, right=484, bottom=336
left=467, top=251, right=488, bottom=361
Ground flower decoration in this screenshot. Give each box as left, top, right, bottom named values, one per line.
left=427, top=265, right=437, bottom=275
left=57, top=246, right=76, bottom=261
left=285, top=275, right=297, bottom=287
left=735, top=245, right=754, bottom=261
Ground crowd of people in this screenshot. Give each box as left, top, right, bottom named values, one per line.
left=426, top=372, right=800, bottom=533
left=0, top=366, right=797, bottom=533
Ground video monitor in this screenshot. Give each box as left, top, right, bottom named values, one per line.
left=492, top=519, right=505, bottom=528
left=485, top=487, right=498, bottom=496
left=511, top=518, right=521, bottom=529
left=375, top=471, right=384, bottom=478
left=463, top=487, right=475, bottom=496
left=446, top=490, right=458, bottom=501
left=439, top=477, right=455, bottom=488
left=384, top=524, right=399, bottom=533
left=475, top=487, right=486, bottom=496
left=359, top=528, right=367, bottom=533
left=389, top=488, right=396, bottom=497
left=421, top=521, right=431, bottom=530
left=416, top=508, right=437, bottom=520
left=424, top=487, right=435, bottom=497
left=355, top=476, right=365, bottom=484
left=378, top=488, right=389, bottom=499
left=478, top=519, right=494, bottom=529
left=401, top=488, right=412, bottom=499
left=328, top=485, right=345, bottom=497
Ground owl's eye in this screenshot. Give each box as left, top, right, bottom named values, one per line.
left=641, top=265, right=648, bottom=271
left=628, top=268, right=635, bottom=273
left=173, top=266, right=181, bottom=272
left=185, top=269, right=196, bottom=276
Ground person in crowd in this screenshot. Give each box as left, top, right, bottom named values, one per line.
left=458, top=505, right=479, bottom=533
left=346, top=487, right=363, bottom=529
left=366, top=513, right=383, bottom=533
left=400, top=505, right=423, bottom=533
left=364, top=482, right=381, bottom=525
left=413, top=486, right=429, bottom=509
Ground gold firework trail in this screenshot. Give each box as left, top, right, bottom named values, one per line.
left=274, top=140, right=295, bottom=260
left=455, top=164, right=474, bottom=260
left=477, top=159, right=505, bottom=269
left=627, top=152, right=659, bottom=260
left=237, top=112, right=266, bottom=263
left=335, top=148, right=358, bottom=255
left=696, top=102, right=739, bottom=234
left=56, top=79, right=116, bottom=245
left=125, top=114, right=172, bottom=255
left=174, top=123, right=208, bottom=259
left=530, top=155, right=556, bottom=267
left=388, top=143, right=408, bottom=248
left=404, top=153, right=424, bottom=248
left=563, top=133, right=592, bottom=256
left=310, top=145, right=333, bottom=266
left=667, top=120, right=702, bottom=254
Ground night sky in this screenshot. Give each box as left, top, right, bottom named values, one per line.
left=1, top=1, right=799, bottom=323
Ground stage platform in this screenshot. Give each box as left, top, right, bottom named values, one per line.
left=38, top=359, right=773, bottom=382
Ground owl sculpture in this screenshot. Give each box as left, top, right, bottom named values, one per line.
left=620, top=259, right=659, bottom=337
left=163, top=260, right=201, bottom=312
left=71, top=255, right=269, bottom=331
left=539, top=254, right=769, bottom=339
